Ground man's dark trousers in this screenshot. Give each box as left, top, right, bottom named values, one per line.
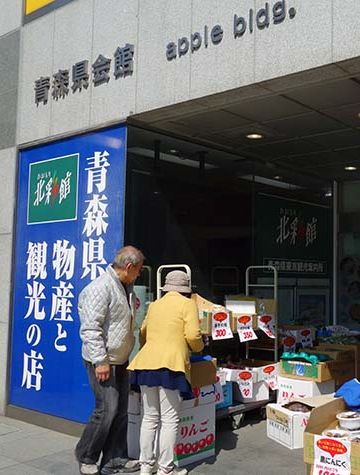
left=75, top=361, right=129, bottom=472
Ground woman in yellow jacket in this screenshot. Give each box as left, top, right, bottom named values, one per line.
left=128, top=271, right=204, bottom=475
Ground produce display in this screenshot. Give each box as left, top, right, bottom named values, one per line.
left=336, top=411, right=360, bottom=430
left=318, top=335, right=359, bottom=345
left=282, top=401, right=312, bottom=413
left=321, top=429, right=350, bottom=439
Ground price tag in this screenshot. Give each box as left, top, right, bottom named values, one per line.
left=282, top=331, right=297, bottom=352
left=313, top=436, right=351, bottom=475
left=236, top=315, right=257, bottom=343
left=261, top=365, right=278, bottom=390
left=237, top=371, right=253, bottom=399
left=216, top=370, right=227, bottom=386
left=300, top=328, right=313, bottom=348
left=214, top=382, right=224, bottom=404
left=211, top=309, right=233, bottom=340
left=258, top=314, right=275, bottom=339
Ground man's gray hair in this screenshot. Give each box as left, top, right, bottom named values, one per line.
left=113, top=246, right=144, bottom=269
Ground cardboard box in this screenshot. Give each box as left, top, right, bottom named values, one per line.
left=318, top=342, right=360, bottom=378
left=192, top=293, right=215, bottom=313
left=192, top=294, right=240, bottom=335
left=191, top=294, right=215, bottom=335
left=127, top=398, right=216, bottom=467
left=190, top=359, right=217, bottom=387
left=174, top=403, right=216, bottom=467
left=267, top=395, right=335, bottom=450
left=255, top=298, right=277, bottom=315
left=233, top=381, right=269, bottom=403
left=303, top=346, right=355, bottom=361
left=304, top=397, right=360, bottom=474
left=230, top=313, right=258, bottom=332
left=216, top=381, right=233, bottom=410
left=267, top=403, right=311, bottom=449
left=277, top=376, right=335, bottom=404
left=181, top=384, right=218, bottom=410
left=220, top=360, right=279, bottom=383
left=280, top=358, right=355, bottom=387
left=199, top=311, right=212, bottom=335
left=225, top=296, right=257, bottom=314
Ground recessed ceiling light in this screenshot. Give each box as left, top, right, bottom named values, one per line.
left=274, top=175, right=282, bottom=180
left=345, top=166, right=357, bottom=171
left=246, top=133, right=264, bottom=140
left=169, top=149, right=178, bottom=154
left=325, top=191, right=332, bottom=198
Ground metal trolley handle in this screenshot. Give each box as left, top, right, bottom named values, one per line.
left=245, top=265, right=279, bottom=362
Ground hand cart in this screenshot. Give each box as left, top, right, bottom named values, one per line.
left=215, top=265, right=278, bottom=430
left=245, top=265, right=279, bottom=362
left=216, top=399, right=270, bottom=430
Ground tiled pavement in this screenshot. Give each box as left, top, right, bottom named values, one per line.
left=0, top=413, right=304, bottom=474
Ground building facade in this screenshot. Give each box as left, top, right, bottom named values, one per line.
left=1, top=0, right=360, bottom=429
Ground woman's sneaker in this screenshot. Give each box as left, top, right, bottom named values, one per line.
left=157, top=468, right=188, bottom=475
left=140, top=463, right=157, bottom=474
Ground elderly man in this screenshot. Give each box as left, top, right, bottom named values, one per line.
left=75, top=246, right=144, bottom=475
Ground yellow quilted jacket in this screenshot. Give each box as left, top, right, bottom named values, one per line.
left=128, top=291, right=204, bottom=381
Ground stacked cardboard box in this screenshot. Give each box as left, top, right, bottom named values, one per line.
left=277, top=376, right=335, bottom=404
left=318, top=342, right=360, bottom=378
left=219, top=360, right=279, bottom=403
left=267, top=395, right=334, bottom=450
left=304, top=397, right=360, bottom=474
left=280, top=345, right=355, bottom=389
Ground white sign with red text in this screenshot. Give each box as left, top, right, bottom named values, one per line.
left=258, top=314, right=275, bottom=339
left=174, top=403, right=216, bottom=467
left=313, top=436, right=351, bottom=475
left=236, top=314, right=257, bottom=343
left=211, top=309, right=233, bottom=340
left=214, top=382, right=224, bottom=405
left=300, top=328, right=313, bottom=348
left=237, top=371, right=254, bottom=399
left=216, top=370, right=227, bottom=386
left=261, top=364, right=279, bottom=390
left=282, top=331, right=297, bottom=352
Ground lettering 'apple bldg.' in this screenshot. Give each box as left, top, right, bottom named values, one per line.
left=0, top=0, right=360, bottom=429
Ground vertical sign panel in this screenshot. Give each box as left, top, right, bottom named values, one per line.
left=9, top=125, right=127, bottom=423
left=255, top=194, right=332, bottom=276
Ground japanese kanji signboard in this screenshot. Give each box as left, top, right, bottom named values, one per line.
left=28, top=154, right=78, bottom=224
left=9, top=125, right=127, bottom=423
left=34, top=44, right=135, bottom=106
left=255, top=194, right=332, bottom=276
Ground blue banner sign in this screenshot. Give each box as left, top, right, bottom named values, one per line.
left=9, top=125, right=127, bottom=423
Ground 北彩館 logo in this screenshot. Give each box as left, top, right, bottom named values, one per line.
left=27, top=154, right=79, bottom=224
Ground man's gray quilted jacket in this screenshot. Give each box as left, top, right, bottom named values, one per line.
left=78, top=265, right=135, bottom=365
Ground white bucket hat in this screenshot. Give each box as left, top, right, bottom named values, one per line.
left=163, top=270, right=192, bottom=293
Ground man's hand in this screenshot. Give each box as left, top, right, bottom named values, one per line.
left=95, top=364, right=111, bottom=382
